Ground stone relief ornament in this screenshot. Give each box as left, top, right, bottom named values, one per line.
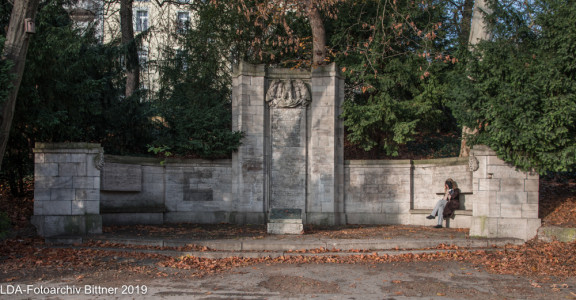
left=266, top=80, right=311, bottom=108
left=94, top=149, right=105, bottom=170
left=469, top=154, right=479, bottom=172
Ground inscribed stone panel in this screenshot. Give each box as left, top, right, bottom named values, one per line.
left=270, top=108, right=306, bottom=210
left=101, top=163, right=142, bottom=191
left=184, top=189, right=213, bottom=202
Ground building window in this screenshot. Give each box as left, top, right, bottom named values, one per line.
left=176, top=50, right=188, bottom=71
left=138, top=47, right=148, bottom=70
left=135, top=10, right=148, bottom=32
left=177, top=11, right=190, bottom=34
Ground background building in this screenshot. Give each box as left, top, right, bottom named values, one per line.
left=69, top=0, right=197, bottom=95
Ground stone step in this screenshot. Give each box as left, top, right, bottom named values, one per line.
left=82, top=236, right=524, bottom=252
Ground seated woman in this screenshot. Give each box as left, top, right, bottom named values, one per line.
left=426, top=178, right=460, bottom=228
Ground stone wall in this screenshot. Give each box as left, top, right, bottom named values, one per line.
left=32, top=143, right=103, bottom=237
left=345, top=160, right=412, bottom=224
left=344, top=158, right=476, bottom=229
left=32, top=144, right=540, bottom=240
left=164, top=158, right=235, bottom=223
left=100, top=155, right=165, bottom=225
left=469, top=145, right=541, bottom=240
left=100, top=155, right=236, bottom=225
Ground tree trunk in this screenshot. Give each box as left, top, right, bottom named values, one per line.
left=0, top=0, right=41, bottom=171
left=459, top=0, right=475, bottom=44
left=460, top=0, right=492, bottom=157
left=307, top=2, right=326, bottom=66
left=468, top=0, right=492, bottom=45
left=120, top=0, right=139, bottom=98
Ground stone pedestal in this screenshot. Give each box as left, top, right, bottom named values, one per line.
left=469, top=145, right=541, bottom=240
left=267, top=208, right=304, bottom=234
left=31, top=143, right=103, bottom=237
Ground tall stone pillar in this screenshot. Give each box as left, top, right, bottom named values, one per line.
left=231, top=63, right=267, bottom=224
left=469, top=145, right=541, bottom=240
left=307, top=64, right=345, bottom=225
left=32, top=143, right=103, bottom=237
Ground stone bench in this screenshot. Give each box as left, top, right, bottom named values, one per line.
left=409, top=209, right=473, bottom=229
left=101, top=205, right=165, bottom=225
left=409, top=209, right=472, bottom=216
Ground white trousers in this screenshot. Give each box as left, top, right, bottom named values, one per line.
left=431, top=199, right=447, bottom=226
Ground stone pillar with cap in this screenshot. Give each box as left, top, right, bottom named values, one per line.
left=469, top=145, right=541, bottom=240
left=32, top=143, right=103, bottom=238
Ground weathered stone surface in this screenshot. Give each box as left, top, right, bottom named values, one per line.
left=33, top=144, right=104, bottom=237
left=184, top=189, right=213, bottom=202
left=538, top=226, right=576, bottom=242
left=31, top=214, right=102, bottom=237
left=500, top=178, right=525, bottom=191
left=524, top=179, right=539, bottom=192
left=35, top=163, right=59, bottom=177
left=102, top=213, right=163, bottom=225
left=101, top=163, right=142, bottom=191
left=269, top=208, right=302, bottom=220
left=59, top=162, right=87, bottom=177
left=267, top=222, right=303, bottom=235
left=269, top=94, right=308, bottom=212
left=478, top=178, right=501, bottom=191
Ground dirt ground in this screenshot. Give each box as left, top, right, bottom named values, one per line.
left=4, top=259, right=576, bottom=299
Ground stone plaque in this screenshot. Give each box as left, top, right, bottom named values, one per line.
left=270, top=108, right=307, bottom=210
left=101, top=163, right=142, bottom=191
left=184, top=189, right=213, bottom=202
left=269, top=208, right=302, bottom=220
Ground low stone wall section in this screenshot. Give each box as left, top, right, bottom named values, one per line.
left=345, top=158, right=475, bottom=228
left=100, top=155, right=238, bottom=225
left=33, top=144, right=541, bottom=240
left=345, top=160, right=412, bottom=224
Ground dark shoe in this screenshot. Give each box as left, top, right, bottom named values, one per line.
left=434, top=225, right=443, bottom=228
left=426, top=215, right=435, bottom=219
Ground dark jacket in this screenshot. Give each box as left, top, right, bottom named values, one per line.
left=443, top=188, right=460, bottom=218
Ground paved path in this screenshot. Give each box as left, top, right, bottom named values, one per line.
left=12, top=225, right=576, bottom=300
left=49, top=224, right=524, bottom=258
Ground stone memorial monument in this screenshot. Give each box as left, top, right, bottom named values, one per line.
left=31, top=62, right=542, bottom=241
left=231, top=62, right=345, bottom=233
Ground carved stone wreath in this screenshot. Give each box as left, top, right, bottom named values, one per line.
left=266, top=80, right=311, bottom=108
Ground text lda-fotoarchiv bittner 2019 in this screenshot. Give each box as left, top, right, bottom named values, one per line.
left=0, top=284, right=120, bottom=295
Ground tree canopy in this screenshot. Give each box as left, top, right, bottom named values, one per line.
left=449, top=0, right=576, bottom=173
left=0, top=0, right=575, bottom=187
